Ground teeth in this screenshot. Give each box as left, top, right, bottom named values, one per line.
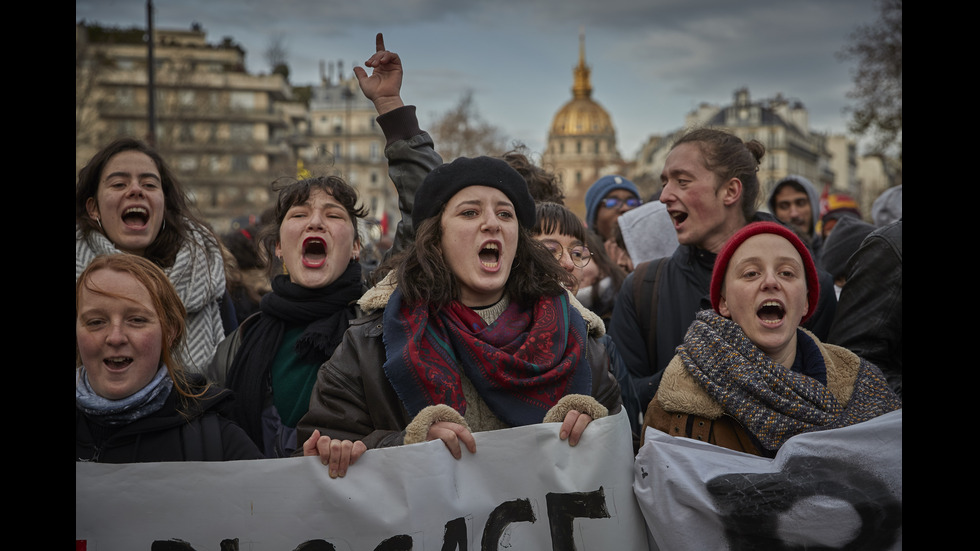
left=758, top=301, right=785, bottom=325
left=124, top=207, right=147, bottom=214
left=480, top=243, right=500, bottom=268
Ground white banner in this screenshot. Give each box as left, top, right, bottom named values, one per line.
left=634, top=409, right=903, bottom=551
left=77, top=409, right=651, bottom=550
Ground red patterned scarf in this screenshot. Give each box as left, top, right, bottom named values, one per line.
left=382, top=289, right=591, bottom=427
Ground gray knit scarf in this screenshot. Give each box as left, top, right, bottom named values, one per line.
left=678, top=309, right=901, bottom=451
left=75, top=364, right=173, bottom=425
left=76, top=223, right=226, bottom=373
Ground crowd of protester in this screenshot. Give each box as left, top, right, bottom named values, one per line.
left=76, top=34, right=901, bottom=478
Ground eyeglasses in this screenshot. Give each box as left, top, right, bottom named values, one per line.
left=542, top=241, right=592, bottom=268
left=601, top=197, right=642, bottom=209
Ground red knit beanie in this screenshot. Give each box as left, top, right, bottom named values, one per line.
left=710, top=221, right=820, bottom=323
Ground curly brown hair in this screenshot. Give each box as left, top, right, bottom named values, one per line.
left=390, top=210, right=575, bottom=311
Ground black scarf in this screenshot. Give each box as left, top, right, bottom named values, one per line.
left=226, top=261, right=362, bottom=448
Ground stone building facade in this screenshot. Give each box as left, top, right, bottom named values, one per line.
left=76, top=23, right=394, bottom=236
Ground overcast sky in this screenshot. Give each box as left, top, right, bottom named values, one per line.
left=76, top=0, right=881, bottom=158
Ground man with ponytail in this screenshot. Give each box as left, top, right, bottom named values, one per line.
left=608, top=128, right=837, bottom=409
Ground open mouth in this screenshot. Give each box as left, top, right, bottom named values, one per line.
left=479, top=242, right=500, bottom=269
left=669, top=211, right=688, bottom=225
left=757, top=301, right=786, bottom=325
left=122, top=207, right=149, bottom=228
left=302, top=237, right=327, bottom=268
left=104, top=356, right=133, bottom=370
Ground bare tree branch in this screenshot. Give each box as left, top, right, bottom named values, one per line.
left=837, top=0, right=902, bottom=156
left=430, top=91, right=510, bottom=160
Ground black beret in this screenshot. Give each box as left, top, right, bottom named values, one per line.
left=413, top=156, right=536, bottom=230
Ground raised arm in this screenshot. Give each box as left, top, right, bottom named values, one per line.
left=354, top=32, right=443, bottom=259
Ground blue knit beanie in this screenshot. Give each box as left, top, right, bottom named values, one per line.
left=584, top=175, right=640, bottom=229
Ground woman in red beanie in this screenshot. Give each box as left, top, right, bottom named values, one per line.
left=640, top=221, right=900, bottom=457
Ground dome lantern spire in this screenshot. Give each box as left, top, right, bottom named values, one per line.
left=572, top=26, right=592, bottom=99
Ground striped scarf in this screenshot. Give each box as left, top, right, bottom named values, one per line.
left=76, top=223, right=226, bottom=373
left=678, top=309, right=901, bottom=451
left=382, top=289, right=591, bottom=427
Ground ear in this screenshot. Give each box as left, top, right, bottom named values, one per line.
left=85, top=197, right=100, bottom=221
left=274, top=241, right=282, bottom=259
left=718, top=293, right=732, bottom=318
left=721, top=177, right=743, bottom=207
left=351, top=239, right=362, bottom=261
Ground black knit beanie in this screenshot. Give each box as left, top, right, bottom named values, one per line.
left=413, top=156, right=536, bottom=230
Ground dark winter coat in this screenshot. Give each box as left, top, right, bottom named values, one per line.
left=76, top=375, right=263, bottom=463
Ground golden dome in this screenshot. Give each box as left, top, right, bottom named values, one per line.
left=551, top=98, right=615, bottom=136
left=549, top=30, right=615, bottom=137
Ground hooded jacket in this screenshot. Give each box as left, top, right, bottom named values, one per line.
left=295, top=274, right=623, bottom=451
left=828, top=220, right=902, bottom=396
left=766, top=175, right=822, bottom=259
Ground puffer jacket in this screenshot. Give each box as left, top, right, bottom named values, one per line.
left=296, top=276, right=623, bottom=451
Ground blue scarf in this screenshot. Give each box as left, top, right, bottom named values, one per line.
left=75, top=364, right=173, bottom=425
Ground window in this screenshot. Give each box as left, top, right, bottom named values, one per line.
left=116, top=88, right=135, bottom=107
left=179, top=123, right=194, bottom=143
left=208, top=155, right=222, bottom=174
left=230, top=123, right=252, bottom=142
left=230, top=91, right=254, bottom=109
left=232, top=155, right=250, bottom=172
left=178, top=90, right=195, bottom=107
left=176, top=155, right=198, bottom=171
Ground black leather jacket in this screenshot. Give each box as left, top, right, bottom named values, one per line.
left=828, top=219, right=902, bottom=397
